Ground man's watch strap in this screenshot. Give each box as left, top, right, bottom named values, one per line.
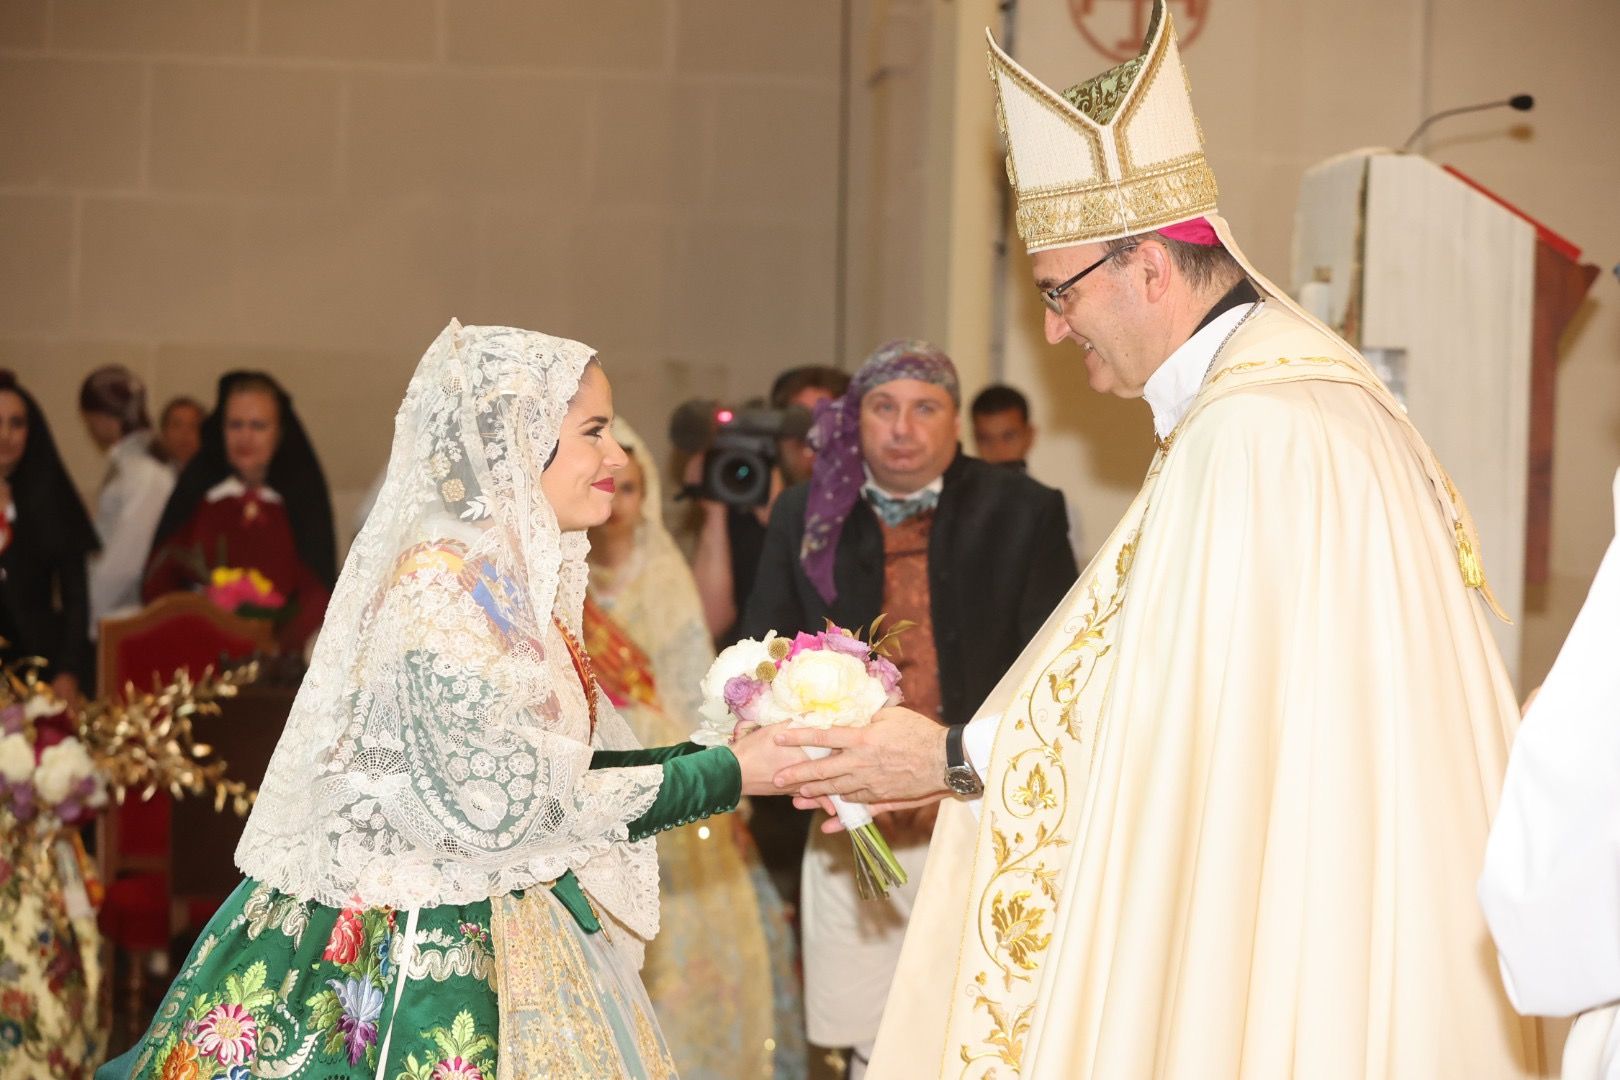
left=944, top=722, right=983, bottom=796
left=946, top=721, right=971, bottom=770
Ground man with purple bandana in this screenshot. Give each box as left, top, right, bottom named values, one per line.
left=739, top=340, right=1077, bottom=1075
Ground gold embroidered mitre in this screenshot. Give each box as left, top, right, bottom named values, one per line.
left=988, top=0, right=1218, bottom=251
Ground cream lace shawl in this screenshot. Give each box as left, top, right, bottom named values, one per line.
left=236, top=321, right=663, bottom=944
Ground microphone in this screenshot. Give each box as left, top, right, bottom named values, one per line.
left=1400, top=94, right=1534, bottom=152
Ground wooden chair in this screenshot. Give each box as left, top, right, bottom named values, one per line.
left=95, top=592, right=274, bottom=1050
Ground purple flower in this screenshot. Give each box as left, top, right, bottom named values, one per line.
left=722, top=675, right=764, bottom=713
left=7, top=782, right=35, bottom=823
left=819, top=631, right=870, bottom=658
left=867, top=657, right=903, bottom=704
left=329, top=977, right=383, bottom=1065
left=0, top=706, right=22, bottom=735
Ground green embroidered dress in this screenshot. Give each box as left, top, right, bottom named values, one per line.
left=102, top=741, right=739, bottom=1080
left=96, top=322, right=749, bottom=1080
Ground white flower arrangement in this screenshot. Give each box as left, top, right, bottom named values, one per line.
left=696, top=623, right=910, bottom=899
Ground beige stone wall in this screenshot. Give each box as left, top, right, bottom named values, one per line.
left=979, top=0, right=1619, bottom=689
left=1, top=0, right=845, bottom=536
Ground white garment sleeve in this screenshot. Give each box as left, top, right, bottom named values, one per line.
left=1478, top=470, right=1620, bottom=1018
left=88, top=460, right=174, bottom=630
left=961, top=713, right=1000, bottom=820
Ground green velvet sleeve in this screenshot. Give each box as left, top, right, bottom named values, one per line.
left=588, top=742, right=707, bottom=769
left=615, top=746, right=741, bottom=844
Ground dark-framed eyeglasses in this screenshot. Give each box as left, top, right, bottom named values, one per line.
left=1040, top=243, right=1137, bottom=314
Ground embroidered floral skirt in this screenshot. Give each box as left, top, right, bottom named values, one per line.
left=0, top=837, right=103, bottom=1080
left=100, top=878, right=678, bottom=1080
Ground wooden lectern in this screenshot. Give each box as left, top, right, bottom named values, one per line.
left=1291, top=151, right=1597, bottom=683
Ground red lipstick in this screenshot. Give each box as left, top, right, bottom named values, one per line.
left=592, top=478, right=616, bottom=493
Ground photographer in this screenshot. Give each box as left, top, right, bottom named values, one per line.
left=680, top=365, right=848, bottom=644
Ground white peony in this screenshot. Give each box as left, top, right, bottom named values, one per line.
left=35, top=739, right=95, bottom=804
left=23, top=695, right=62, bottom=721
left=0, top=733, right=34, bottom=784
left=770, top=649, right=888, bottom=729
left=697, top=632, right=779, bottom=724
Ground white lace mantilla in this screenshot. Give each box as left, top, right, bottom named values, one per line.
left=236, top=321, right=664, bottom=943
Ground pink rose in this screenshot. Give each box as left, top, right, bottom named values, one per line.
left=784, top=632, right=822, bottom=661
left=322, top=908, right=365, bottom=964
left=723, top=675, right=765, bottom=714
left=819, top=631, right=870, bottom=658
left=867, top=657, right=903, bottom=705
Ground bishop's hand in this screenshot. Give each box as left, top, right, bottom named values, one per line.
left=771, top=706, right=950, bottom=804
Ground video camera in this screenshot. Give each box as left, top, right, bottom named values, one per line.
left=668, top=398, right=814, bottom=507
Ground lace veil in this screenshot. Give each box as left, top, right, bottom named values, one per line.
left=236, top=321, right=663, bottom=942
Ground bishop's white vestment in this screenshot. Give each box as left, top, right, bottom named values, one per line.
left=868, top=300, right=1552, bottom=1079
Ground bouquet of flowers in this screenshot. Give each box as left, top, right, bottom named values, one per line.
left=695, top=621, right=910, bottom=899
left=206, top=566, right=287, bottom=623
left=0, top=695, right=107, bottom=832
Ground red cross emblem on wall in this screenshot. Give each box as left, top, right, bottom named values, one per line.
left=1069, top=0, right=1209, bottom=63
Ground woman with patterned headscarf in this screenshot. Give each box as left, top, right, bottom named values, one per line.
left=100, top=322, right=804, bottom=1080
left=586, top=418, right=808, bottom=1079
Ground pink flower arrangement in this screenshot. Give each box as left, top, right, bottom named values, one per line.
left=697, top=622, right=911, bottom=898
left=206, top=566, right=286, bottom=619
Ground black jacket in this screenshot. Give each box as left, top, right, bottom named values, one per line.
left=0, top=529, right=92, bottom=686
left=740, top=450, right=1078, bottom=726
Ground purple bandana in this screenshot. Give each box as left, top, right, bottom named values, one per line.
left=799, top=339, right=959, bottom=604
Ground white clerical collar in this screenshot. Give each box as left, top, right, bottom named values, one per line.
left=861, top=463, right=945, bottom=502
left=1141, top=300, right=1259, bottom=441
left=206, top=476, right=283, bottom=504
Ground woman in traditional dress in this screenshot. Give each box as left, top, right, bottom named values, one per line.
left=0, top=370, right=99, bottom=696
left=585, top=419, right=807, bottom=1079
left=143, top=372, right=336, bottom=654
left=99, top=321, right=801, bottom=1080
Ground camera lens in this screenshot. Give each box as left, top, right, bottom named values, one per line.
left=707, top=447, right=771, bottom=506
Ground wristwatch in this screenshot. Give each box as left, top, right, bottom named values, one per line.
left=944, top=723, right=984, bottom=797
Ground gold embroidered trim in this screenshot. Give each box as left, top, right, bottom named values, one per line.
left=953, top=531, right=1139, bottom=1074
left=987, top=37, right=1107, bottom=213
left=1016, top=157, right=1218, bottom=250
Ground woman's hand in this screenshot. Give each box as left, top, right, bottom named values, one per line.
left=729, top=723, right=811, bottom=796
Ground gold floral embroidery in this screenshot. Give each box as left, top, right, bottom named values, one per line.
left=1009, top=762, right=1057, bottom=812
left=990, top=891, right=1053, bottom=971
left=961, top=973, right=1032, bottom=1070
left=491, top=893, right=623, bottom=1079
left=955, top=524, right=1138, bottom=1075
left=1061, top=55, right=1146, bottom=124
left=440, top=478, right=466, bottom=503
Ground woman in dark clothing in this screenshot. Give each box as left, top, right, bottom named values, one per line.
left=144, top=371, right=336, bottom=654
left=0, top=370, right=100, bottom=694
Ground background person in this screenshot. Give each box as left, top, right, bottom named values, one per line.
left=685, top=365, right=851, bottom=645
left=586, top=417, right=807, bottom=1079
left=0, top=370, right=99, bottom=697
left=79, top=365, right=175, bottom=632
left=968, top=383, right=1036, bottom=468
left=741, top=340, right=1076, bottom=1077
left=155, top=396, right=204, bottom=471
left=144, top=372, right=336, bottom=654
